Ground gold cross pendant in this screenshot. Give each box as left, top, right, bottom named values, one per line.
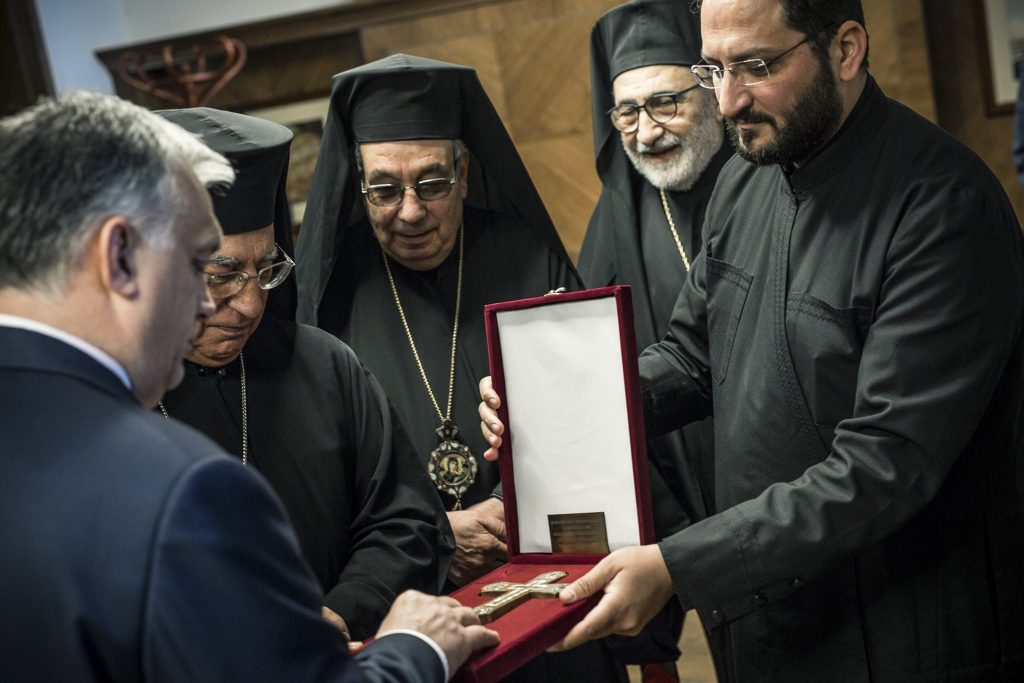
left=473, top=571, right=569, bottom=624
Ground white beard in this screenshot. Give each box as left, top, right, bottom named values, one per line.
left=622, top=111, right=724, bottom=192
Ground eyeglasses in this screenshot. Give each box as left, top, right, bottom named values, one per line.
left=361, top=167, right=459, bottom=207
left=691, top=36, right=811, bottom=89
left=204, top=247, right=294, bottom=300
left=606, top=85, right=701, bottom=133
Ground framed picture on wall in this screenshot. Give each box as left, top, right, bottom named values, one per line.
left=977, top=0, right=1024, bottom=116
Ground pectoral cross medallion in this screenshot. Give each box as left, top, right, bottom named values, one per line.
left=473, top=571, right=569, bottom=624
left=428, top=420, right=477, bottom=510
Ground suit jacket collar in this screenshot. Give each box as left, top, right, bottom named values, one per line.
left=0, top=327, right=138, bottom=405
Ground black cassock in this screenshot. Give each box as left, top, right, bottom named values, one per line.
left=160, top=317, right=454, bottom=640
left=643, top=77, right=1024, bottom=680
left=318, top=205, right=579, bottom=510
left=297, top=55, right=632, bottom=682
left=579, top=146, right=731, bottom=535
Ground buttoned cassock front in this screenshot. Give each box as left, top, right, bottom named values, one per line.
left=641, top=77, right=1024, bottom=680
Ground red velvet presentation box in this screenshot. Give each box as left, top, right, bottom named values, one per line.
left=451, top=286, right=654, bottom=683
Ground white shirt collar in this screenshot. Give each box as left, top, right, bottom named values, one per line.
left=0, top=313, right=134, bottom=391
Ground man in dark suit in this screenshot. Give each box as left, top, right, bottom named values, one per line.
left=0, top=92, right=496, bottom=682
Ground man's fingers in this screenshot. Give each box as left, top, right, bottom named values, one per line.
left=478, top=376, right=500, bottom=409
left=477, top=401, right=504, bottom=437
left=463, top=624, right=501, bottom=651
left=479, top=415, right=502, bottom=446
left=477, top=374, right=505, bottom=463
left=547, top=600, right=616, bottom=652
left=454, top=605, right=482, bottom=626
left=560, top=559, right=614, bottom=604
left=476, top=515, right=507, bottom=543
left=438, top=595, right=462, bottom=609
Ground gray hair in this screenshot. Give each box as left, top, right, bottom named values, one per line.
left=0, top=91, right=234, bottom=292
left=354, top=138, right=467, bottom=179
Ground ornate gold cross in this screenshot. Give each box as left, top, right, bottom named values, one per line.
left=474, top=571, right=569, bottom=624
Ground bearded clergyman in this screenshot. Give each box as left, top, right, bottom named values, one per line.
left=583, top=0, right=729, bottom=538
left=580, top=3, right=732, bottom=679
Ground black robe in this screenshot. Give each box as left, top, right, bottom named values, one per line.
left=317, top=205, right=626, bottom=683
left=579, top=144, right=731, bottom=535
left=318, top=205, right=580, bottom=510
left=643, top=76, right=1024, bottom=680
left=160, top=317, right=454, bottom=640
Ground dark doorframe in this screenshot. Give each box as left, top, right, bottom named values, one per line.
left=1, top=0, right=55, bottom=116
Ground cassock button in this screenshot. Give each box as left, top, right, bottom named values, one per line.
left=197, top=367, right=207, bottom=376
left=790, top=577, right=804, bottom=588
left=710, top=609, right=725, bottom=623
left=217, top=368, right=227, bottom=378
left=751, top=593, right=767, bottom=607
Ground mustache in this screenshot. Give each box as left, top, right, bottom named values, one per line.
left=727, top=107, right=777, bottom=127
left=635, top=132, right=682, bottom=154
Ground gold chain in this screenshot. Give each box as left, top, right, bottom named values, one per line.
left=382, top=225, right=463, bottom=423
left=158, top=351, right=248, bottom=465
left=659, top=188, right=691, bottom=272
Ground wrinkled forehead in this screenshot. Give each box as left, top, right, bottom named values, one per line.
left=359, top=138, right=458, bottom=172
left=213, top=225, right=276, bottom=262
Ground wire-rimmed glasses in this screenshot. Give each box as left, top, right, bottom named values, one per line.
left=204, top=248, right=294, bottom=300
left=605, top=84, right=701, bottom=133
left=361, top=167, right=459, bottom=207
left=690, top=36, right=811, bottom=89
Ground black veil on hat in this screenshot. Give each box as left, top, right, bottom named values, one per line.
left=157, top=107, right=297, bottom=322
left=295, top=53, right=574, bottom=325
left=589, top=0, right=704, bottom=183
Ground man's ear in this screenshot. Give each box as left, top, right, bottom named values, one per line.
left=98, top=216, right=141, bottom=299
left=834, top=20, right=868, bottom=82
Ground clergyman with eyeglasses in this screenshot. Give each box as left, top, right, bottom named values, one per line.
left=155, top=108, right=455, bottom=644
left=296, top=54, right=582, bottom=589
left=580, top=1, right=731, bottom=679
left=294, top=54, right=642, bottom=682
left=479, top=0, right=1024, bottom=679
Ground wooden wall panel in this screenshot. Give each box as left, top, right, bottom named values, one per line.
left=923, top=0, right=1023, bottom=223
left=863, top=0, right=936, bottom=120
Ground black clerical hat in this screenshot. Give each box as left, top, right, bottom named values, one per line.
left=349, top=61, right=462, bottom=143
left=157, top=107, right=297, bottom=322
left=589, top=1, right=704, bottom=180
left=594, top=0, right=702, bottom=84
left=157, top=108, right=293, bottom=235
left=295, top=53, right=574, bottom=324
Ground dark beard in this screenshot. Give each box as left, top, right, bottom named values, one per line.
left=725, top=56, right=843, bottom=167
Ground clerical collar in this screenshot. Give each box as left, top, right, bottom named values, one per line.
left=0, top=313, right=133, bottom=390
left=186, top=355, right=241, bottom=378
